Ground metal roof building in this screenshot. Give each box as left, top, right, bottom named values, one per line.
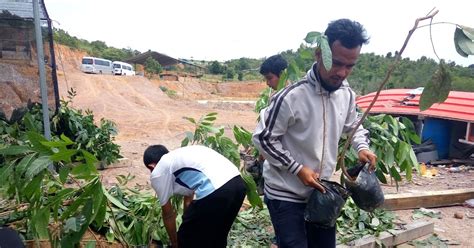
left=0, top=0, right=59, bottom=121
left=0, top=0, right=49, bottom=20
left=357, top=88, right=474, bottom=159
left=356, top=88, right=474, bottom=122
left=125, top=50, right=206, bottom=76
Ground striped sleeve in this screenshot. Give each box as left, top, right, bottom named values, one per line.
left=252, top=84, right=303, bottom=175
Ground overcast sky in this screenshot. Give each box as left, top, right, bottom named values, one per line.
left=46, top=0, right=473, bottom=66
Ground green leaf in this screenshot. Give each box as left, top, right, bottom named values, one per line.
left=85, top=241, right=96, bottom=248
left=91, top=182, right=105, bottom=222
left=410, top=133, right=421, bottom=144
left=64, top=217, right=80, bottom=232
left=320, top=35, right=332, bottom=71
left=93, top=197, right=107, bottom=227
left=82, top=149, right=99, bottom=166
left=48, top=188, right=75, bottom=207
left=16, top=153, right=36, bottom=177
left=287, top=62, right=300, bottom=82
left=304, top=31, right=321, bottom=45
left=61, top=199, right=94, bottom=248
left=23, top=173, right=44, bottom=199
left=23, top=112, right=40, bottom=132
left=408, top=148, right=420, bottom=174
left=32, top=207, right=50, bottom=239
left=454, top=32, right=470, bottom=57
left=0, top=161, right=14, bottom=184
left=386, top=115, right=399, bottom=137
left=396, top=142, right=408, bottom=164
left=25, top=156, right=51, bottom=179
left=203, top=114, right=217, bottom=122
left=50, top=149, right=78, bottom=163
left=106, top=229, right=115, bottom=242
left=181, top=137, right=190, bottom=147
left=59, top=166, right=71, bottom=184
left=41, top=139, right=72, bottom=148
left=26, top=131, right=52, bottom=153
left=460, top=25, right=474, bottom=40
left=358, top=221, right=365, bottom=231
left=384, top=146, right=395, bottom=167
left=454, top=26, right=474, bottom=56
left=419, top=63, right=451, bottom=111
left=60, top=133, right=74, bottom=144
left=277, top=69, right=288, bottom=90
left=233, top=126, right=253, bottom=148
left=71, top=163, right=94, bottom=179
left=0, top=145, right=31, bottom=155
left=182, top=116, right=196, bottom=124
left=401, top=160, right=412, bottom=181
left=389, top=166, right=402, bottom=181
left=371, top=217, right=380, bottom=227
left=299, top=49, right=313, bottom=60
left=375, top=169, right=387, bottom=184
left=241, top=172, right=263, bottom=208
left=103, top=185, right=129, bottom=210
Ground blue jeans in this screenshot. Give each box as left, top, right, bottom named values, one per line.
left=264, top=196, right=336, bottom=248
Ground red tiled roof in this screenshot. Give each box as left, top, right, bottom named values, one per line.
left=356, top=88, right=474, bottom=122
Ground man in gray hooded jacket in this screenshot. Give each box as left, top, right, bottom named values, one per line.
left=252, top=18, right=377, bottom=248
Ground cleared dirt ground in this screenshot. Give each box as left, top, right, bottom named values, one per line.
left=54, top=45, right=474, bottom=247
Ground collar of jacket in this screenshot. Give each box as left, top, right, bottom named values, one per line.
left=305, top=62, right=349, bottom=95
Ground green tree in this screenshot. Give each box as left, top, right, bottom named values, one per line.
left=225, top=67, right=235, bottom=79
left=238, top=72, right=244, bottom=81
left=144, top=57, right=163, bottom=77
left=208, top=61, right=225, bottom=74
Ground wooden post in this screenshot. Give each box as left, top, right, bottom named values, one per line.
left=382, top=188, right=474, bottom=210
left=337, top=221, right=434, bottom=248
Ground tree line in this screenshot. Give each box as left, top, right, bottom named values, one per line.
left=53, top=28, right=474, bottom=94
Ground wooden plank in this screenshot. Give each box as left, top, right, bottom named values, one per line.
left=337, top=221, right=434, bottom=248
left=382, top=188, right=474, bottom=210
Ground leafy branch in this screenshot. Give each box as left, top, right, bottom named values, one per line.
left=338, top=9, right=473, bottom=181
left=181, top=112, right=263, bottom=208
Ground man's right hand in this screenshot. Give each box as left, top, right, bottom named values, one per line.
left=297, top=165, right=326, bottom=193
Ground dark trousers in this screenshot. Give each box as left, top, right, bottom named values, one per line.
left=264, top=196, right=336, bottom=248
left=178, top=176, right=246, bottom=248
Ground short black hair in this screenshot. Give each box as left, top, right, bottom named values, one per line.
left=143, top=144, right=169, bottom=166
left=259, top=54, right=288, bottom=76
left=324, top=19, right=369, bottom=49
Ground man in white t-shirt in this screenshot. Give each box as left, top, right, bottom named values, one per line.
left=143, top=144, right=246, bottom=248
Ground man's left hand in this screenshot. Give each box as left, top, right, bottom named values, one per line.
left=358, top=149, right=377, bottom=172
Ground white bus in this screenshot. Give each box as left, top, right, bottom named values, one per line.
left=80, top=57, right=114, bottom=74
left=113, top=61, right=135, bottom=76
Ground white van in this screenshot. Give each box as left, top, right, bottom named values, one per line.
left=80, top=57, right=114, bottom=74
left=113, top=61, right=135, bottom=76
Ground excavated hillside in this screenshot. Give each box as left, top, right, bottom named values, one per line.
left=53, top=44, right=266, bottom=184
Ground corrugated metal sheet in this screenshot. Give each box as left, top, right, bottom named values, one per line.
left=356, top=88, right=474, bottom=122
left=125, top=50, right=179, bottom=67
left=0, top=0, right=49, bottom=20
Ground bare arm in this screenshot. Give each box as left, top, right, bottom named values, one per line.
left=161, top=201, right=178, bottom=248
left=183, top=193, right=194, bottom=212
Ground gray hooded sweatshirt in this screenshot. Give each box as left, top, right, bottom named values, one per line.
left=252, top=63, right=370, bottom=203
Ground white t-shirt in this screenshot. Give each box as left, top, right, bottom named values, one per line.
left=150, top=145, right=241, bottom=206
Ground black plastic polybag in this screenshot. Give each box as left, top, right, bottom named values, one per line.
left=304, top=180, right=350, bottom=228
left=344, top=163, right=384, bottom=212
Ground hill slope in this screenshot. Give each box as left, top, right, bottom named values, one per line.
left=54, top=44, right=265, bottom=183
